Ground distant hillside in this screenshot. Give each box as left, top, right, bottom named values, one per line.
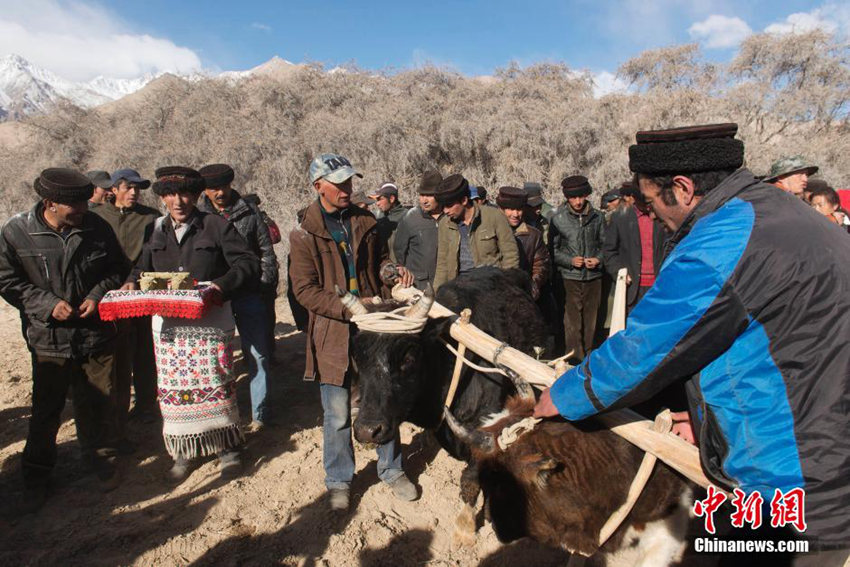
left=1, top=31, right=846, bottom=261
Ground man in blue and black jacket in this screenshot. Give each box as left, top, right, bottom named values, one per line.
left=535, top=123, right=850, bottom=559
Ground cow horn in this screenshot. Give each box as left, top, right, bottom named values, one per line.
left=503, top=367, right=536, bottom=404
left=404, top=282, right=435, bottom=320
left=443, top=408, right=496, bottom=454
left=336, top=285, right=368, bottom=317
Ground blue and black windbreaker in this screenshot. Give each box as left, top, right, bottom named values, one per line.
left=550, top=169, right=850, bottom=546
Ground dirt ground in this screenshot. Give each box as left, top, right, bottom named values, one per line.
left=0, top=299, right=572, bottom=566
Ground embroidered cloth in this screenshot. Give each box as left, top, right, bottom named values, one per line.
left=154, top=323, right=243, bottom=459
left=99, top=287, right=220, bottom=321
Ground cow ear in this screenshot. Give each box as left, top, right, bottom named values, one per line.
left=520, top=454, right=560, bottom=488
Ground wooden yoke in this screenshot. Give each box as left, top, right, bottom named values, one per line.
left=392, top=284, right=720, bottom=492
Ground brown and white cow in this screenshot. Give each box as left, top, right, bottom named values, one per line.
left=444, top=374, right=694, bottom=566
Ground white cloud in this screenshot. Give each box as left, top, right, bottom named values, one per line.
left=590, top=70, right=628, bottom=97
left=251, top=22, right=272, bottom=32
left=765, top=3, right=850, bottom=36
left=688, top=15, right=753, bottom=48
left=0, top=0, right=202, bottom=81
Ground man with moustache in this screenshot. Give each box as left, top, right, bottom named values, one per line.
left=0, top=168, right=127, bottom=505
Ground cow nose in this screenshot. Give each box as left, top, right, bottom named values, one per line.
left=354, top=419, right=388, bottom=444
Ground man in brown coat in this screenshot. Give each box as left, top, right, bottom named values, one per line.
left=289, top=153, right=416, bottom=511
left=496, top=186, right=550, bottom=300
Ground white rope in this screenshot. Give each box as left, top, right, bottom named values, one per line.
left=497, top=416, right=542, bottom=451
left=440, top=339, right=507, bottom=375
left=350, top=306, right=428, bottom=334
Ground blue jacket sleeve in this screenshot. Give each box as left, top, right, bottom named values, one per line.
left=549, top=200, right=757, bottom=419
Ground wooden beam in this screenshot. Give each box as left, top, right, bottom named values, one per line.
left=392, top=285, right=719, bottom=491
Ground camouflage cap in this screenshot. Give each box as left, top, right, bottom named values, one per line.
left=764, top=156, right=818, bottom=183
left=309, top=153, right=363, bottom=184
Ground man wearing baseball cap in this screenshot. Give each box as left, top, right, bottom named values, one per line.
left=86, top=170, right=114, bottom=208
left=369, top=182, right=411, bottom=261
left=92, top=168, right=160, bottom=439
left=289, top=153, right=416, bottom=511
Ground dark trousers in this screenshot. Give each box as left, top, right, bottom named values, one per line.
left=23, top=348, right=117, bottom=487
left=562, top=278, right=602, bottom=361
left=114, top=317, right=157, bottom=433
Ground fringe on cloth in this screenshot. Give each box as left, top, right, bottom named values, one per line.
left=163, top=424, right=245, bottom=460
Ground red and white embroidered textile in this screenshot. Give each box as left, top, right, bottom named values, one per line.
left=99, top=287, right=221, bottom=321
left=155, top=324, right=243, bottom=459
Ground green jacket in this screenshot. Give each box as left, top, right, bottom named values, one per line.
left=434, top=202, right=519, bottom=289
left=92, top=202, right=161, bottom=271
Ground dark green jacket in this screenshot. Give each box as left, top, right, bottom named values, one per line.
left=92, top=202, right=160, bottom=270
left=549, top=202, right=605, bottom=281
left=0, top=203, right=126, bottom=357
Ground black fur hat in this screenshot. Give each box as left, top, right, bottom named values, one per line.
left=561, top=175, right=592, bottom=198
left=629, top=123, right=744, bottom=175
left=435, top=174, right=470, bottom=205
left=198, top=164, right=235, bottom=189
left=34, top=168, right=94, bottom=204
left=152, top=166, right=205, bottom=196
left=496, top=186, right=527, bottom=209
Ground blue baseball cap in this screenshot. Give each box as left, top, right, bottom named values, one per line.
left=110, top=168, right=151, bottom=189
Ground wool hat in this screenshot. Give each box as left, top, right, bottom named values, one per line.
left=86, top=170, right=113, bottom=190
left=523, top=182, right=545, bottom=207
left=628, top=123, right=744, bottom=175
left=496, top=186, right=528, bottom=210
left=309, top=153, right=362, bottom=184
left=369, top=182, right=398, bottom=199
left=199, top=164, right=235, bottom=189
left=152, top=166, right=205, bottom=196
left=600, top=188, right=621, bottom=208
left=561, top=175, right=592, bottom=198
left=35, top=168, right=94, bottom=204
left=110, top=168, right=151, bottom=189
left=435, top=174, right=470, bottom=205
left=418, top=170, right=442, bottom=195
left=764, top=156, right=819, bottom=183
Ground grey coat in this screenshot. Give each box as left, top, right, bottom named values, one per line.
left=0, top=202, right=126, bottom=357
left=393, top=206, right=440, bottom=290
left=198, top=191, right=279, bottom=292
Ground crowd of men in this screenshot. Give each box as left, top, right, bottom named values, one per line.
left=1, top=125, right=848, bottom=563
left=0, top=164, right=279, bottom=503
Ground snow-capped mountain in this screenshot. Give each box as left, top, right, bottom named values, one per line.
left=0, top=54, right=161, bottom=121
left=0, top=54, right=305, bottom=121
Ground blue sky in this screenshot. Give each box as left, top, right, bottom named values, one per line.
left=1, top=0, right=848, bottom=82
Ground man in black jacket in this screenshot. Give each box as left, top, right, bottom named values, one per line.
left=392, top=170, right=442, bottom=290
left=0, top=168, right=127, bottom=502
left=602, top=181, right=667, bottom=313
left=198, top=163, right=278, bottom=428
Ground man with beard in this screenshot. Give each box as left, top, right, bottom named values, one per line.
left=392, top=170, right=443, bottom=290
left=93, top=168, right=161, bottom=442
left=198, top=164, right=279, bottom=430
left=0, top=168, right=127, bottom=506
